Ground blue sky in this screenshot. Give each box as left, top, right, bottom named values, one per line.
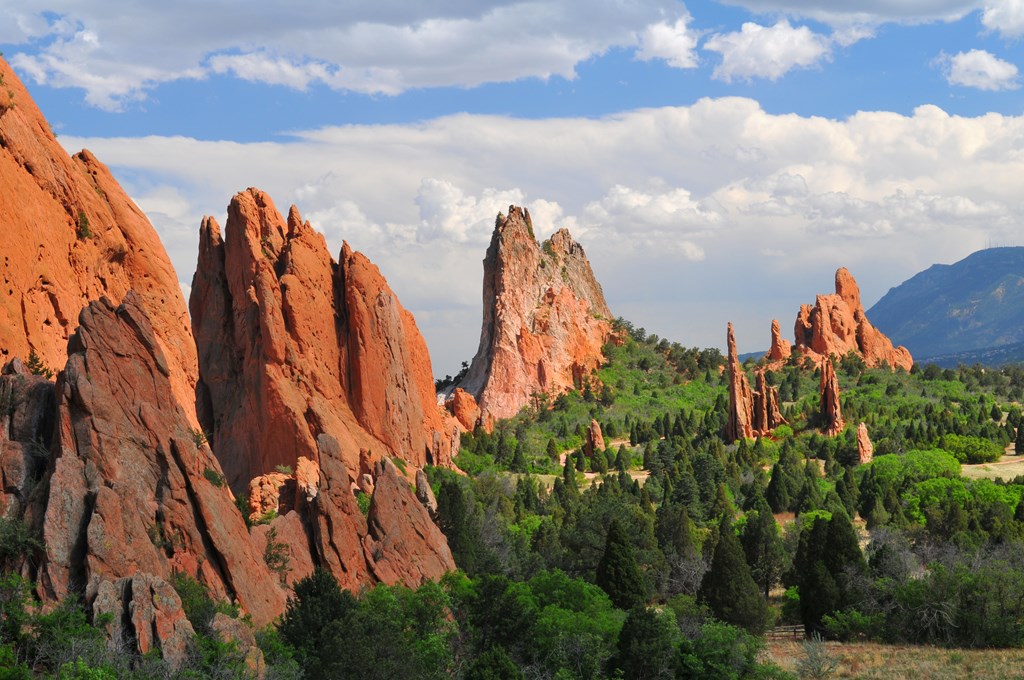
left=3, top=0, right=1024, bottom=373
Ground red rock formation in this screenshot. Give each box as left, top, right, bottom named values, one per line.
left=35, top=294, right=286, bottom=626
left=752, top=369, right=788, bottom=435
left=190, top=189, right=458, bottom=490
left=766, top=319, right=792, bottom=364
left=0, top=360, right=55, bottom=515
left=93, top=573, right=195, bottom=669
left=362, top=458, right=456, bottom=586
left=583, top=419, right=605, bottom=457
left=456, top=207, right=612, bottom=421
left=793, top=268, right=913, bottom=371
left=726, top=323, right=755, bottom=442
left=857, top=422, right=874, bottom=464
left=819, top=357, right=845, bottom=436
left=729, top=324, right=787, bottom=440
left=0, top=56, right=197, bottom=420
left=446, top=387, right=482, bottom=431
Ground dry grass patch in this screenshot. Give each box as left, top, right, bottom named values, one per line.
left=767, top=640, right=1024, bottom=679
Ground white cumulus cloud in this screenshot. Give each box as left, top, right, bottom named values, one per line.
left=982, top=0, right=1024, bottom=37
left=636, top=17, right=700, bottom=69
left=939, top=49, right=1020, bottom=91
left=704, top=20, right=831, bottom=82
left=0, top=1, right=700, bottom=108
left=58, top=98, right=1024, bottom=367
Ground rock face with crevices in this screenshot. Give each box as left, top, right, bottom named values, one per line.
left=35, top=294, right=286, bottom=628
left=857, top=422, right=874, bottom=464
left=793, top=268, right=913, bottom=371
left=0, top=56, right=197, bottom=421
left=819, top=357, right=845, bottom=436
left=726, top=323, right=755, bottom=442
left=456, top=206, right=612, bottom=421
left=765, top=319, right=792, bottom=365
left=190, top=189, right=458, bottom=491
left=727, top=324, right=787, bottom=441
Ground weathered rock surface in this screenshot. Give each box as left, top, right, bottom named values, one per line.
left=819, top=357, right=845, bottom=436
left=0, top=360, right=55, bottom=515
left=93, top=572, right=195, bottom=669
left=766, top=319, right=792, bottom=364
left=36, top=294, right=286, bottom=626
left=728, top=324, right=787, bottom=441
left=753, top=369, right=787, bottom=435
left=190, top=189, right=457, bottom=490
left=212, top=612, right=265, bottom=677
left=857, top=422, right=874, bottom=464
left=362, top=459, right=456, bottom=587
left=415, top=469, right=438, bottom=519
left=584, top=419, right=605, bottom=457
left=726, top=323, right=755, bottom=442
left=445, top=387, right=483, bottom=431
left=456, top=207, right=612, bottom=421
left=0, top=56, right=197, bottom=421
left=793, top=268, right=913, bottom=371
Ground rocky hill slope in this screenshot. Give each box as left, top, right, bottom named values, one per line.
left=454, top=206, right=613, bottom=422
left=0, top=56, right=197, bottom=420
left=0, top=59, right=458, bottom=657
left=867, top=247, right=1024, bottom=360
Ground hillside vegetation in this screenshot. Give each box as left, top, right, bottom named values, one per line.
left=7, top=320, right=1024, bottom=678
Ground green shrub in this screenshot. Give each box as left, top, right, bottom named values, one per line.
left=203, top=467, right=226, bottom=488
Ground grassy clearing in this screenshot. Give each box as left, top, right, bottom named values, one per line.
left=767, top=639, right=1024, bottom=679
left=962, top=451, right=1024, bottom=481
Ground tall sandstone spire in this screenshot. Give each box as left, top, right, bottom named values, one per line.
left=819, top=356, right=845, bottom=436
left=0, top=56, right=197, bottom=420
left=726, top=323, right=755, bottom=442
left=726, top=323, right=786, bottom=442
left=456, top=206, right=612, bottom=422
left=190, top=189, right=458, bottom=490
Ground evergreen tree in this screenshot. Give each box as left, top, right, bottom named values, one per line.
left=596, top=519, right=648, bottom=610
left=765, top=463, right=791, bottom=513
left=1016, top=425, right=1024, bottom=455
left=437, top=479, right=483, bottom=575
left=698, top=518, right=771, bottom=634
left=279, top=568, right=358, bottom=675
left=611, top=607, right=679, bottom=680
left=546, top=438, right=559, bottom=460
left=740, top=494, right=787, bottom=598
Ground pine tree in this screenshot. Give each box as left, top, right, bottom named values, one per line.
left=546, top=438, right=558, bottom=460
left=766, top=463, right=791, bottom=513
left=740, top=494, right=787, bottom=598
left=612, top=607, right=679, bottom=679
left=699, top=517, right=771, bottom=634
left=1016, top=424, right=1024, bottom=455
left=596, top=519, right=648, bottom=610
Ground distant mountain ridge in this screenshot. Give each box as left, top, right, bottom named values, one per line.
left=867, top=247, right=1024, bottom=360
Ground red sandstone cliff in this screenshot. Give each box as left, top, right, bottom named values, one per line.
left=0, top=56, right=197, bottom=420
left=190, top=189, right=458, bottom=490
left=35, top=295, right=285, bottom=624
left=456, top=206, right=612, bottom=421
left=793, top=268, right=913, bottom=371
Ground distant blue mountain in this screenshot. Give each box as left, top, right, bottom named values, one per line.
left=868, top=247, right=1024, bottom=361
